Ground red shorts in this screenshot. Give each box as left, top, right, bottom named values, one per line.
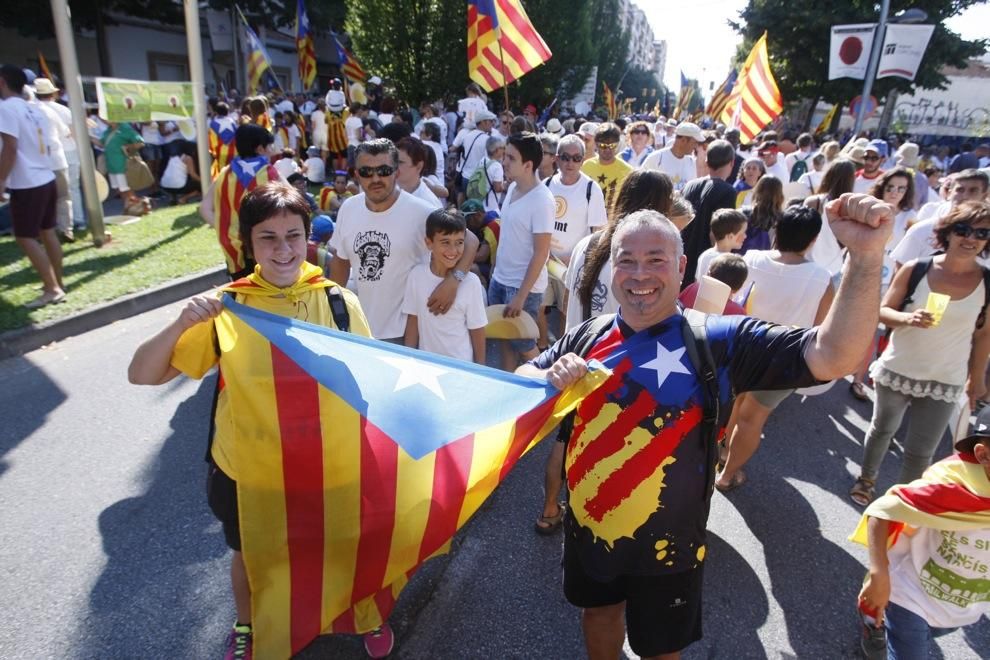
left=10, top=179, right=57, bottom=239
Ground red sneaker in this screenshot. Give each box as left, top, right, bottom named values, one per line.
left=362, top=623, right=395, bottom=658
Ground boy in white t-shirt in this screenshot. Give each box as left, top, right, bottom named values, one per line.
left=303, top=146, right=325, bottom=185
left=403, top=209, right=487, bottom=364
left=854, top=407, right=990, bottom=660
left=694, top=208, right=748, bottom=282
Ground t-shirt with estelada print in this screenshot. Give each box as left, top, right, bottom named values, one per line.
left=529, top=312, right=822, bottom=579
left=580, top=157, right=633, bottom=219
left=329, top=190, right=432, bottom=339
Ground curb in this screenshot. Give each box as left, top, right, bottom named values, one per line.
left=0, top=266, right=228, bottom=360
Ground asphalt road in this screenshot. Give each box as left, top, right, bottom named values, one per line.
left=0, top=300, right=987, bottom=659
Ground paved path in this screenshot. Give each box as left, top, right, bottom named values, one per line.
left=0, top=301, right=987, bottom=658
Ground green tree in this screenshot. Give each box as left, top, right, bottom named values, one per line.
left=594, top=0, right=630, bottom=95
left=345, top=0, right=466, bottom=106
left=731, top=0, right=987, bottom=125
left=617, top=66, right=666, bottom=114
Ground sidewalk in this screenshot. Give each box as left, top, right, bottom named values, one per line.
left=0, top=196, right=225, bottom=360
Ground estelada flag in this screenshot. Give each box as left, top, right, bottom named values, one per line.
left=216, top=296, right=608, bottom=658
left=602, top=81, right=617, bottom=121
left=720, top=32, right=784, bottom=143
left=467, top=0, right=552, bottom=92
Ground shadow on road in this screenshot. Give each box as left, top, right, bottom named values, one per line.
left=79, top=377, right=229, bottom=658
left=0, top=355, right=67, bottom=477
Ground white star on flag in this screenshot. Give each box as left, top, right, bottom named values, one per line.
left=380, top=356, right=448, bottom=400
left=640, top=343, right=691, bottom=389
left=239, top=159, right=262, bottom=177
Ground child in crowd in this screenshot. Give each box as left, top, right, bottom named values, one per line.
left=273, top=148, right=300, bottom=180
left=303, top=145, right=325, bottom=185
left=318, top=170, right=353, bottom=218
left=286, top=173, right=318, bottom=212
left=306, top=214, right=335, bottom=275
left=402, top=209, right=487, bottom=364
left=679, top=253, right=748, bottom=315
left=694, top=208, right=748, bottom=282
left=854, top=406, right=990, bottom=660
left=127, top=181, right=373, bottom=659
left=461, top=199, right=500, bottom=288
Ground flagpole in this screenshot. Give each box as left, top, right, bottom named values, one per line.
left=184, top=0, right=212, bottom=197
left=497, top=40, right=509, bottom=111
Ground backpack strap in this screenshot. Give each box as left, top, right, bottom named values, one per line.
left=680, top=310, right=720, bottom=500
left=980, top=267, right=990, bottom=330
left=325, top=285, right=351, bottom=332
left=457, top=132, right=485, bottom=174
left=899, top=257, right=934, bottom=312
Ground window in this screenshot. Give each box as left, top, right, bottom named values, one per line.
left=148, top=52, right=189, bottom=82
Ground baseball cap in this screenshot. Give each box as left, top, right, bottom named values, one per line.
left=674, top=122, right=704, bottom=142
left=310, top=215, right=335, bottom=242
left=866, top=139, right=888, bottom=157
left=757, top=140, right=779, bottom=154
left=955, top=406, right=990, bottom=454
left=459, top=199, right=485, bottom=214
left=326, top=89, right=345, bottom=112
left=306, top=146, right=320, bottom=157
left=368, top=76, right=382, bottom=85
left=525, top=104, right=538, bottom=114
left=665, top=118, right=678, bottom=128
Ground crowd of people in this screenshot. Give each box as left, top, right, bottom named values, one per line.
left=66, top=70, right=990, bottom=660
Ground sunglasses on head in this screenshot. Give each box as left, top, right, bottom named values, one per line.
left=356, top=165, right=396, bottom=179
left=951, top=222, right=990, bottom=241
left=557, top=153, right=583, bottom=163
left=596, top=142, right=619, bottom=150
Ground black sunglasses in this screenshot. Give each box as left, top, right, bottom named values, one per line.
left=630, top=129, right=649, bottom=135
left=356, top=165, right=396, bottom=179
left=951, top=222, right=990, bottom=241
left=557, top=153, right=583, bottom=163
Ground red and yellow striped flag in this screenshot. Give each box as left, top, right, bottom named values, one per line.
left=602, top=81, right=617, bottom=121
left=815, top=103, right=838, bottom=136
left=705, top=69, right=737, bottom=120
left=216, top=297, right=608, bottom=658
left=720, top=32, right=784, bottom=142
left=467, top=0, right=553, bottom=92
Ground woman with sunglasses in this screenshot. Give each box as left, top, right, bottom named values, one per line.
left=850, top=201, right=990, bottom=506
left=618, top=121, right=654, bottom=168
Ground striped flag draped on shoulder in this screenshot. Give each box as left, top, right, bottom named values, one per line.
left=720, top=32, right=783, bottom=142
left=467, top=0, right=552, bottom=92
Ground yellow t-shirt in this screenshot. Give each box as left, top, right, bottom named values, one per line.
left=170, top=264, right=371, bottom=479
left=581, top=157, right=633, bottom=218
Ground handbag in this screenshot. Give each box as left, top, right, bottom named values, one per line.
left=125, top=154, right=155, bottom=191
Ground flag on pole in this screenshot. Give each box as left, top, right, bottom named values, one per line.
left=295, top=0, right=317, bottom=90
left=602, top=82, right=617, bottom=121
left=37, top=50, right=55, bottom=84
left=815, top=103, right=838, bottom=135
left=238, top=8, right=281, bottom=94
left=330, top=30, right=367, bottom=83
left=705, top=70, right=737, bottom=120
left=467, top=0, right=553, bottom=93
left=216, top=296, right=608, bottom=658
left=673, top=71, right=695, bottom=120
left=720, top=32, right=784, bottom=143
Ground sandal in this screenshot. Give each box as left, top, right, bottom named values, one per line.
left=715, top=469, right=747, bottom=493
left=849, top=382, right=870, bottom=402
left=849, top=477, right=876, bottom=507
left=535, top=502, right=565, bottom=535
left=24, top=290, right=66, bottom=309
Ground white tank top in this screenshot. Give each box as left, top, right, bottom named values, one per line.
left=743, top=250, right=832, bottom=327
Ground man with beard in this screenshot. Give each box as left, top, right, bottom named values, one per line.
left=330, top=139, right=478, bottom=342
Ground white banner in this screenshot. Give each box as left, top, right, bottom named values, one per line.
left=206, top=10, right=234, bottom=52
left=878, top=23, right=935, bottom=81
left=829, top=24, right=876, bottom=80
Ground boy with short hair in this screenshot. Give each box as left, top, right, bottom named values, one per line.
left=403, top=209, right=487, bottom=364
left=318, top=170, right=353, bottom=218
left=306, top=214, right=335, bottom=274
left=694, top=208, right=748, bottom=281
left=854, top=406, right=990, bottom=660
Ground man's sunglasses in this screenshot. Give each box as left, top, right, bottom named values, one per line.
left=630, top=129, right=649, bottom=135
left=356, top=165, right=396, bottom=179
left=557, top=153, right=583, bottom=163
left=596, top=142, right=619, bottom=150
left=863, top=155, right=881, bottom=162
left=951, top=223, right=990, bottom=241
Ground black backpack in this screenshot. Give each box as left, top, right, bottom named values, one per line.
left=204, top=286, right=351, bottom=462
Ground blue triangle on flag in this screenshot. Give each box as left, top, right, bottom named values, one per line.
left=224, top=295, right=557, bottom=459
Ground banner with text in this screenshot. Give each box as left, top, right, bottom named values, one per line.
left=878, top=24, right=935, bottom=81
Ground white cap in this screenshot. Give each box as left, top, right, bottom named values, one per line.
left=674, top=122, right=704, bottom=142
left=368, top=76, right=382, bottom=85
left=545, top=118, right=563, bottom=135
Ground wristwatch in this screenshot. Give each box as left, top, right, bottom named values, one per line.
left=452, top=269, right=467, bottom=283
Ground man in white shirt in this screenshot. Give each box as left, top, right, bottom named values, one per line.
left=653, top=117, right=676, bottom=150
left=784, top=132, right=816, bottom=181
left=0, top=65, right=64, bottom=307
left=756, top=140, right=789, bottom=182
left=488, top=132, right=554, bottom=370
left=545, top=135, right=607, bottom=265
left=329, top=139, right=478, bottom=341
left=452, top=109, right=495, bottom=204
left=892, top=170, right=989, bottom=268
left=854, top=142, right=886, bottom=194
left=415, top=102, right=448, bottom=148
left=641, top=121, right=702, bottom=191
left=344, top=103, right=366, bottom=165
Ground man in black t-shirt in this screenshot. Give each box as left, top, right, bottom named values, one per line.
left=680, top=140, right=739, bottom=288
left=517, top=195, right=894, bottom=659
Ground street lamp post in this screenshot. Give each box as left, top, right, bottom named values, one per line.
left=852, top=6, right=929, bottom=136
